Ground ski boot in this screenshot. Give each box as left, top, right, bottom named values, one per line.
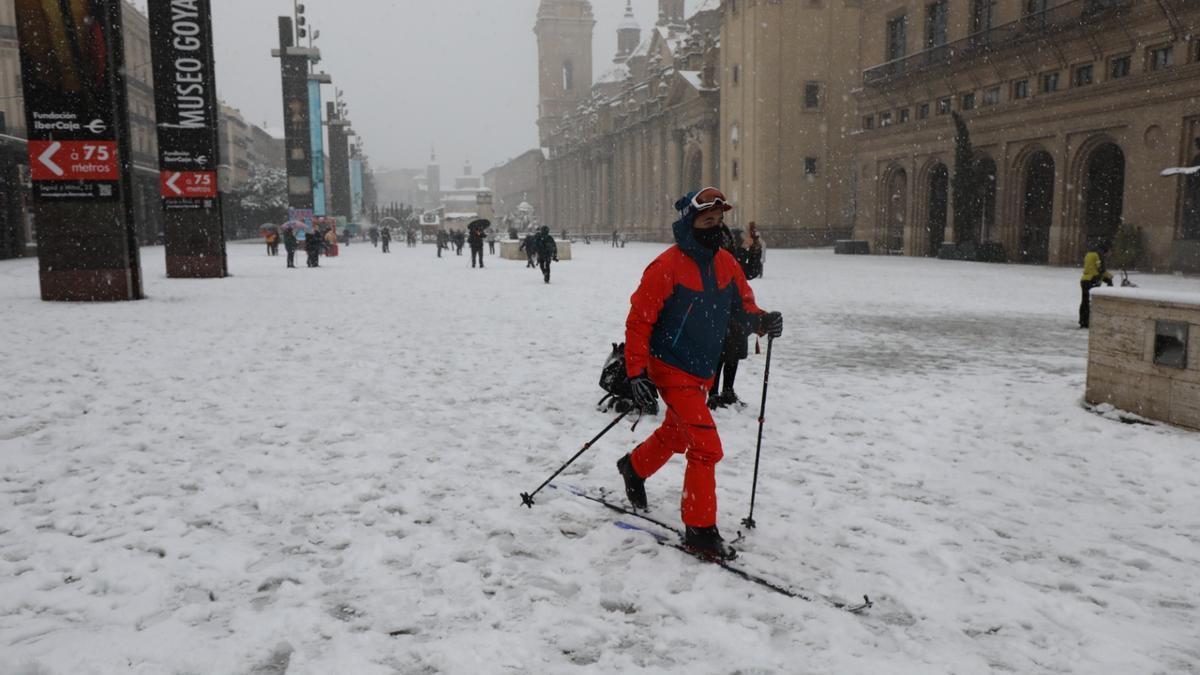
left=616, top=454, right=647, bottom=510
left=719, top=390, right=746, bottom=408
left=683, top=525, right=737, bottom=560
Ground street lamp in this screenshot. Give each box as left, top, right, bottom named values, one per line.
left=293, top=1, right=307, bottom=43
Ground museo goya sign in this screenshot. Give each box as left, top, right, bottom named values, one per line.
left=149, top=0, right=221, bottom=210
left=16, top=0, right=124, bottom=201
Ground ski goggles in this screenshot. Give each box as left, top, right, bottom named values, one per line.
left=690, top=187, right=733, bottom=213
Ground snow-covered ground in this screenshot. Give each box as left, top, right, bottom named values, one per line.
left=1, top=240, right=1198, bottom=674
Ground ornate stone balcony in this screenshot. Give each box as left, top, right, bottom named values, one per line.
left=863, top=0, right=1135, bottom=88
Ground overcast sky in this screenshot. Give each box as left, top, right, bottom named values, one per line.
left=131, top=1, right=703, bottom=175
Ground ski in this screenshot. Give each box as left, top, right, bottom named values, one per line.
left=551, top=483, right=872, bottom=614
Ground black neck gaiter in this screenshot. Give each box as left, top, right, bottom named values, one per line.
left=693, top=226, right=723, bottom=252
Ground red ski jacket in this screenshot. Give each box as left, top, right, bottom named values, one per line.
left=626, top=218, right=765, bottom=381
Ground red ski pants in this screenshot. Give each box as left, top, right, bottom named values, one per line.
left=629, top=359, right=724, bottom=528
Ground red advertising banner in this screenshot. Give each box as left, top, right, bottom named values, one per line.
left=28, top=141, right=119, bottom=181
left=159, top=171, right=217, bottom=199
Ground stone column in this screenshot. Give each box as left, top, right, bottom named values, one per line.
left=702, top=127, right=716, bottom=187
left=1048, top=141, right=1069, bottom=265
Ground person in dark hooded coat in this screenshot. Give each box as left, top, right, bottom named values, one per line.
left=305, top=227, right=321, bottom=267
left=534, top=226, right=558, bottom=283
left=520, top=232, right=537, bottom=268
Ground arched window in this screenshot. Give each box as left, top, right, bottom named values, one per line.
left=1020, top=150, right=1055, bottom=263
left=1083, top=142, right=1125, bottom=247
left=562, top=61, right=574, bottom=91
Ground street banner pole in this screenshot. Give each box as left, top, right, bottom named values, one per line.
left=308, top=74, right=330, bottom=217
left=327, top=101, right=352, bottom=221
left=148, top=0, right=228, bottom=278
left=272, top=17, right=317, bottom=221
left=16, top=0, right=143, bottom=301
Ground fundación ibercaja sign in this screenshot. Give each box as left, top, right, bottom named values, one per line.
left=15, top=0, right=143, bottom=301
left=149, top=0, right=228, bottom=278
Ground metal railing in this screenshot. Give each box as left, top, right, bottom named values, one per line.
left=863, top=0, right=1134, bottom=87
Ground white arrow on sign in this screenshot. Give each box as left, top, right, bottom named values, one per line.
left=38, top=141, right=64, bottom=177
left=165, top=172, right=183, bottom=196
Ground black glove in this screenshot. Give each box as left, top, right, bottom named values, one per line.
left=1104, top=278, right=1114, bottom=287
left=761, top=311, right=783, bottom=338
left=629, top=371, right=658, bottom=410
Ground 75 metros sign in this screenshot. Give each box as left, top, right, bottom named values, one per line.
left=15, top=0, right=123, bottom=201
left=149, top=0, right=222, bottom=210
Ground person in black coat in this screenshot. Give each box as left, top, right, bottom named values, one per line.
left=380, top=226, right=391, bottom=253
left=305, top=228, right=321, bottom=267
left=468, top=227, right=487, bottom=268
left=436, top=230, right=448, bottom=258
left=534, top=226, right=558, bottom=284
left=520, top=233, right=537, bottom=268
left=709, top=227, right=759, bottom=408
left=283, top=228, right=298, bottom=268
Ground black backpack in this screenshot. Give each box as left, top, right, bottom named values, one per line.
left=597, top=342, right=657, bottom=415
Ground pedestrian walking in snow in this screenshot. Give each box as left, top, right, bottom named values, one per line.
left=1079, top=239, right=1114, bottom=328
left=381, top=226, right=392, bottom=253
left=266, top=230, right=279, bottom=256
left=469, top=225, right=487, bottom=268
left=616, top=187, right=783, bottom=560
left=746, top=222, right=765, bottom=278
left=370, top=226, right=380, bottom=247
left=708, top=227, right=756, bottom=409
left=487, top=230, right=497, bottom=255
left=534, top=226, right=558, bottom=283
left=520, top=232, right=537, bottom=268
left=436, top=230, right=448, bottom=258
left=612, top=230, right=619, bottom=247
left=283, top=228, right=298, bottom=268
left=305, top=229, right=322, bottom=267
left=454, top=230, right=465, bottom=256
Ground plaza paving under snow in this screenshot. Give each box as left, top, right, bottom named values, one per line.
left=1, top=240, right=1198, bottom=674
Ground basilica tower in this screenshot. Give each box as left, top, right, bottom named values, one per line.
left=658, top=0, right=685, bottom=28
left=534, top=0, right=594, bottom=147
left=615, top=1, right=641, bottom=64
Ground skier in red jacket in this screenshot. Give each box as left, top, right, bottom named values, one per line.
left=617, top=187, right=783, bottom=559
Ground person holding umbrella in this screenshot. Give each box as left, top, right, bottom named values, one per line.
left=468, top=219, right=489, bottom=269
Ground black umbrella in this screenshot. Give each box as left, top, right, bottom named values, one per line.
left=468, top=219, right=491, bottom=231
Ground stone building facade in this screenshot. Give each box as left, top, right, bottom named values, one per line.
left=719, top=0, right=863, bottom=246
left=536, top=0, right=723, bottom=241
left=484, top=148, right=544, bottom=221
left=853, top=0, right=1200, bottom=271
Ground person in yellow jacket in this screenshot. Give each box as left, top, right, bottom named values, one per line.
left=1079, top=241, right=1114, bottom=328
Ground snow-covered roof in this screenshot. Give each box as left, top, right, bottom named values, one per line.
left=598, top=63, right=630, bottom=84
left=630, top=34, right=653, bottom=58
left=676, top=69, right=710, bottom=90
left=692, top=0, right=721, bottom=13
left=1092, top=287, right=1200, bottom=308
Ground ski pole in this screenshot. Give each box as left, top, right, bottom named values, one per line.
left=521, top=409, right=632, bottom=508
left=742, top=335, right=774, bottom=529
